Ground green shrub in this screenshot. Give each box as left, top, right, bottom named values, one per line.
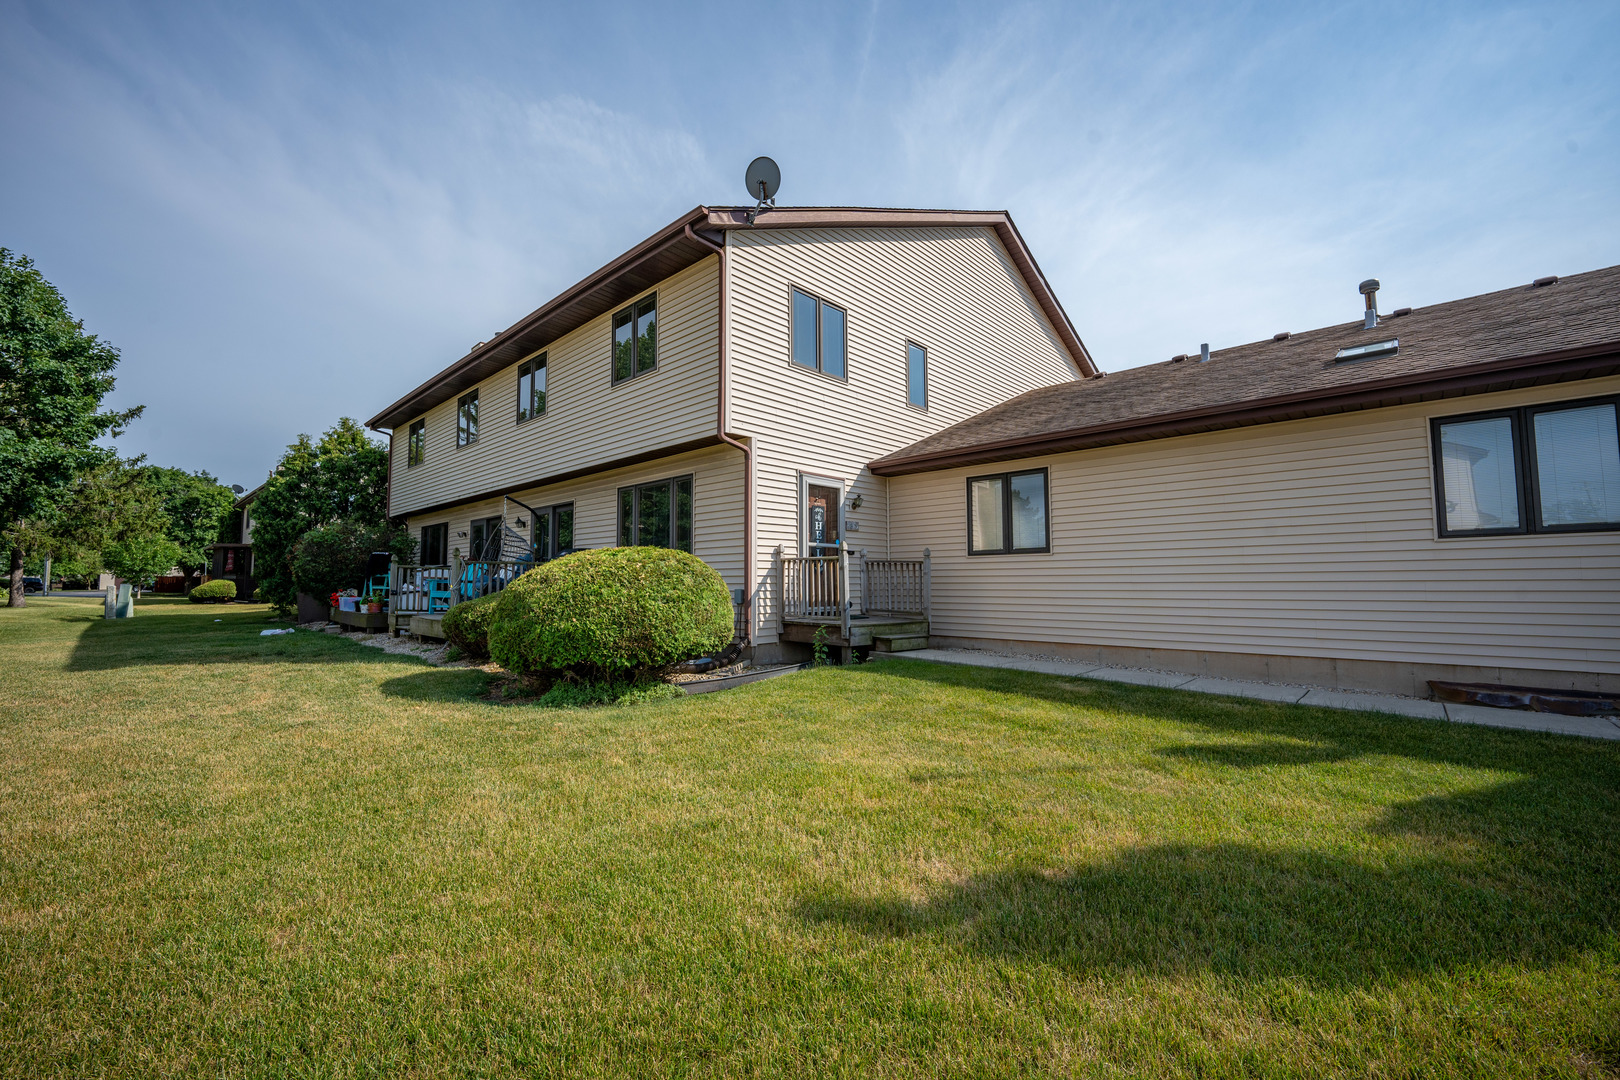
left=534, top=680, right=684, bottom=709
left=290, top=520, right=415, bottom=601
left=488, top=548, right=734, bottom=685
left=189, top=579, right=236, bottom=603
left=441, top=592, right=504, bottom=662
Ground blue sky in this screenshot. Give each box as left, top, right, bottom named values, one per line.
left=2, top=0, right=1616, bottom=488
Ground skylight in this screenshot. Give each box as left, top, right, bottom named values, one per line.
left=1335, top=339, right=1399, bottom=362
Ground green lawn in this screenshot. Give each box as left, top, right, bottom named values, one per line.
left=1, top=597, right=1617, bottom=1078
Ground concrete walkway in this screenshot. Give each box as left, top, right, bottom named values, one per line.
left=898, top=648, right=1620, bottom=741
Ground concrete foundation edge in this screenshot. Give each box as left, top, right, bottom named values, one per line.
left=926, top=634, right=1620, bottom=698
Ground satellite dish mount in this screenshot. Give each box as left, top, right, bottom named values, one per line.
left=744, top=156, right=780, bottom=224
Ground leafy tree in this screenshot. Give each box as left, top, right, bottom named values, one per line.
left=251, top=418, right=394, bottom=612
left=142, top=466, right=236, bottom=587
left=290, top=520, right=414, bottom=601
left=102, top=535, right=182, bottom=597
left=0, top=249, right=141, bottom=606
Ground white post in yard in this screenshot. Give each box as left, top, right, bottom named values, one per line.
left=449, top=554, right=463, bottom=608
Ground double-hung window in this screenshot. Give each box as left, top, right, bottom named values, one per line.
left=517, top=354, right=546, bottom=421
left=1433, top=395, right=1620, bottom=536
left=612, top=295, right=657, bottom=383
left=617, top=475, right=693, bottom=552
left=967, top=468, right=1050, bottom=555
left=407, top=419, right=425, bottom=466
left=790, top=287, right=847, bottom=378
left=457, top=389, right=479, bottom=446
left=906, top=342, right=928, bottom=408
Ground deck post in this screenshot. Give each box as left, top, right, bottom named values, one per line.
left=858, top=549, right=867, bottom=617
left=773, top=546, right=783, bottom=633
left=449, top=554, right=463, bottom=608
left=388, top=561, right=401, bottom=635
left=839, top=544, right=851, bottom=644
left=922, top=548, right=931, bottom=623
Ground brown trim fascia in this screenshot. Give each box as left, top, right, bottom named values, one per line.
left=870, top=341, right=1620, bottom=475
left=390, top=435, right=725, bottom=520
left=703, top=207, right=1098, bottom=378
left=366, top=206, right=714, bottom=430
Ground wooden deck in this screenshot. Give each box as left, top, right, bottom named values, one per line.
left=781, top=615, right=929, bottom=652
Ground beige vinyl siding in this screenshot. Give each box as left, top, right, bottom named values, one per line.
left=725, top=226, right=1079, bottom=641
left=389, top=256, right=720, bottom=517
left=887, top=375, right=1620, bottom=675
left=405, top=444, right=745, bottom=592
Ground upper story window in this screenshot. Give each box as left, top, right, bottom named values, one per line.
left=968, top=468, right=1049, bottom=555
left=612, top=294, right=657, bottom=383
left=1433, top=395, right=1620, bottom=537
left=791, top=287, right=847, bottom=379
left=517, top=354, right=547, bottom=422
left=906, top=342, right=928, bottom=408
left=618, top=475, right=693, bottom=552
left=457, top=389, right=479, bottom=447
left=407, top=419, right=425, bottom=466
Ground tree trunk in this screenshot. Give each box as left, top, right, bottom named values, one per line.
left=7, top=543, right=23, bottom=608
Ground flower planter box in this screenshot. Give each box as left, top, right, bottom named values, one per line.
left=330, top=607, right=390, bottom=632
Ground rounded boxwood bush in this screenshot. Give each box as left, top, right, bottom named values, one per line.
left=189, top=579, right=237, bottom=603
left=488, top=548, right=734, bottom=685
left=441, top=591, right=504, bottom=662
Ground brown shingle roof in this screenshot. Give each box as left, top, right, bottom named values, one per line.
left=870, top=264, right=1620, bottom=475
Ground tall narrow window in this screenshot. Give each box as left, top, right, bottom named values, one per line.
left=1432, top=396, right=1620, bottom=536
left=530, top=503, right=574, bottom=561
left=790, top=287, right=848, bottom=379
left=617, top=476, right=694, bottom=552
left=967, top=469, right=1049, bottom=555
left=457, top=389, right=479, bottom=446
left=407, top=419, right=425, bottom=466
left=906, top=342, right=928, bottom=408
left=420, top=523, right=448, bottom=566
left=517, top=354, right=547, bottom=422
left=612, top=294, right=657, bottom=382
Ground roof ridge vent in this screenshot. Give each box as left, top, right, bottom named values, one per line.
left=1533, top=275, right=1559, bottom=288
left=1273, top=331, right=1291, bottom=341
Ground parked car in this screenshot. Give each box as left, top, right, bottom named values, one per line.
left=22, top=576, right=44, bottom=594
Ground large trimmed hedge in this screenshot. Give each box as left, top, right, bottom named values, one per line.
left=189, top=579, right=236, bottom=603
left=488, top=548, right=734, bottom=685
left=441, top=592, right=504, bottom=662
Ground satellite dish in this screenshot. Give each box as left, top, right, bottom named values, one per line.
left=745, top=156, right=780, bottom=203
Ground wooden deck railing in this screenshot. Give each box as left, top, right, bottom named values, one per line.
left=390, top=563, right=452, bottom=615
left=390, top=556, right=535, bottom=616
left=779, top=547, right=931, bottom=639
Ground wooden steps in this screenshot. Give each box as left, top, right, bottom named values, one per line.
left=781, top=618, right=928, bottom=649
left=874, top=634, right=929, bottom=653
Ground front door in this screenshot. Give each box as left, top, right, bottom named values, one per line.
left=802, top=476, right=842, bottom=557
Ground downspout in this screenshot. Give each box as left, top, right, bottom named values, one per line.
left=684, top=222, right=753, bottom=644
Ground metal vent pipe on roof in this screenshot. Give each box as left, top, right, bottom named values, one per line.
left=1359, top=278, right=1380, bottom=329
left=1199, top=343, right=1210, bottom=363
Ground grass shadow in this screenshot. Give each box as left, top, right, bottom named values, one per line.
left=815, top=658, right=1620, bottom=986
left=376, top=668, right=495, bottom=703
left=62, top=604, right=423, bottom=672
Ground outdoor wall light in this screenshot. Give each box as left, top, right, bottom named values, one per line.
left=457, top=531, right=467, bottom=538
left=516, top=518, right=526, bottom=528
left=849, top=494, right=863, bottom=510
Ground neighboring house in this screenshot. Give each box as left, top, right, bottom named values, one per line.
left=366, top=207, right=1093, bottom=657
left=207, top=483, right=263, bottom=600
left=872, top=267, right=1620, bottom=695
left=368, top=203, right=1619, bottom=695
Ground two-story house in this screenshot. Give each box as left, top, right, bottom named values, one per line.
left=366, top=207, right=1094, bottom=661
left=370, top=205, right=1620, bottom=698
